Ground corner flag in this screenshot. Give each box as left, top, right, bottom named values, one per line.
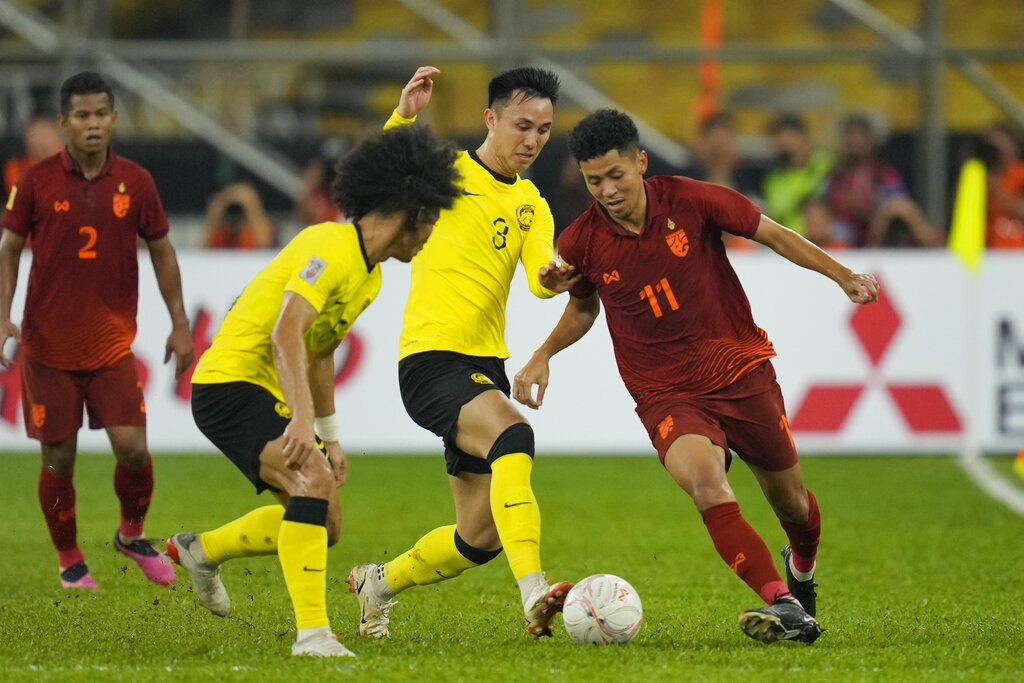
left=948, top=157, right=987, bottom=273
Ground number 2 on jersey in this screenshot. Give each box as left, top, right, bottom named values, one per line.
left=78, top=226, right=98, bottom=259
left=640, top=277, right=679, bottom=318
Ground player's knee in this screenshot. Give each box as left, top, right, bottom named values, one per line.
left=455, top=530, right=502, bottom=564
left=772, top=488, right=810, bottom=524
left=486, top=422, right=535, bottom=464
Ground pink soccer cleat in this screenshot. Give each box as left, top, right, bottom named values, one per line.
left=114, top=532, right=176, bottom=585
left=60, top=561, right=99, bottom=589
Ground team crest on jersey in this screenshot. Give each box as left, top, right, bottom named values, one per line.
left=114, top=182, right=130, bottom=218
left=516, top=204, right=535, bottom=232
left=32, top=404, right=46, bottom=428
left=274, top=402, right=292, bottom=419
left=470, top=372, right=494, bottom=386
left=665, top=218, right=690, bottom=257
left=300, top=256, right=327, bottom=285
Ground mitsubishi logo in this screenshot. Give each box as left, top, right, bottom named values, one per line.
left=790, top=276, right=961, bottom=433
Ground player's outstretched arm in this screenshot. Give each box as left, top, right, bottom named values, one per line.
left=752, top=214, right=879, bottom=304
left=0, top=230, right=26, bottom=368
left=147, top=236, right=195, bottom=376
left=513, top=292, right=600, bottom=409
left=538, top=260, right=582, bottom=294
left=396, top=66, right=440, bottom=120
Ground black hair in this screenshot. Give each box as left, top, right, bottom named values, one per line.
left=568, top=109, right=640, bottom=163
left=331, top=125, right=462, bottom=224
left=59, top=72, right=115, bottom=116
left=768, top=111, right=807, bottom=134
left=699, top=110, right=734, bottom=136
left=487, top=67, right=561, bottom=109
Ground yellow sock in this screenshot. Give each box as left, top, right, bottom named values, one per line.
left=200, top=505, right=284, bottom=564
left=278, top=497, right=330, bottom=630
left=383, top=525, right=479, bottom=592
left=490, top=452, right=542, bottom=580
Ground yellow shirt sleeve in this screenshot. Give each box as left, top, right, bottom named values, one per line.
left=384, top=108, right=417, bottom=130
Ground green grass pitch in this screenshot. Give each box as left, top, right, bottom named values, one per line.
left=1, top=452, right=1023, bottom=682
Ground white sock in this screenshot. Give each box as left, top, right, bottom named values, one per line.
left=788, top=555, right=816, bottom=582
left=373, top=564, right=397, bottom=601
left=296, top=625, right=331, bottom=642
left=518, top=572, right=546, bottom=609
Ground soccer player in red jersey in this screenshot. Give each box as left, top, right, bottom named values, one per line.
left=513, top=109, right=879, bottom=645
left=0, top=72, right=194, bottom=589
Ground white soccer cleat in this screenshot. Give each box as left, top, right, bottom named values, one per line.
left=347, top=563, right=397, bottom=638
left=167, top=532, right=231, bottom=617
left=291, top=629, right=357, bottom=657
left=524, top=580, right=574, bottom=637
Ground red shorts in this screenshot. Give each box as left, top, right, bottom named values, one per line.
left=635, top=361, right=797, bottom=472
left=20, top=352, right=146, bottom=442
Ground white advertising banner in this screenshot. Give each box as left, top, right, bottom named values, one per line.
left=1, top=248, right=1022, bottom=455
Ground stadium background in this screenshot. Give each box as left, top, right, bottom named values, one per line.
left=1, top=0, right=1022, bottom=459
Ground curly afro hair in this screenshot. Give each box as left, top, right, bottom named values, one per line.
left=331, top=125, right=462, bottom=224
left=568, top=109, right=640, bottom=163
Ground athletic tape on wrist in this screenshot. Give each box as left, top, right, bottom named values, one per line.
left=314, top=414, right=339, bottom=443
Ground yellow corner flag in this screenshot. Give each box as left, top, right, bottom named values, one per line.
left=948, top=157, right=987, bottom=273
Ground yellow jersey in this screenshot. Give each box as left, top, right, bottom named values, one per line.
left=385, top=111, right=557, bottom=360
left=192, top=221, right=382, bottom=401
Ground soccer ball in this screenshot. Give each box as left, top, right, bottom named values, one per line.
left=562, top=573, right=643, bottom=645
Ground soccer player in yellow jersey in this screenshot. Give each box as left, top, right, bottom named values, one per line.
left=165, top=125, right=461, bottom=658
left=347, top=66, right=581, bottom=638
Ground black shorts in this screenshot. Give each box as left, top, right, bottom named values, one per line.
left=398, top=351, right=510, bottom=476
left=192, top=382, right=290, bottom=493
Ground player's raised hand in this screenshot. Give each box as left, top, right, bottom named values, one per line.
left=397, top=66, right=440, bottom=119
left=165, top=321, right=196, bottom=378
left=539, top=260, right=582, bottom=293
left=513, top=353, right=551, bottom=410
left=843, top=272, right=880, bottom=304
left=0, top=320, right=20, bottom=368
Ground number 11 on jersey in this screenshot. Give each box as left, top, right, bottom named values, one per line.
left=640, top=277, right=679, bottom=318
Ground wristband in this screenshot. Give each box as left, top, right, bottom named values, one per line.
left=314, top=414, right=339, bottom=443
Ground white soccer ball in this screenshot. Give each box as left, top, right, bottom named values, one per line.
left=562, top=573, right=643, bottom=645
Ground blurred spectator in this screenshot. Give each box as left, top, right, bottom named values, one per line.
left=689, top=111, right=764, bottom=202
left=202, top=181, right=275, bottom=248
left=688, top=111, right=765, bottom=251
left=296, top=156, right=343, bottom=225
left=3, top=115, right=63, bottom=195
left=761, top=112, right=834, bottom=245
left=550, top=153, right=594, bottom=242
left=822, top=113, right=943, bottom=248
left=981, top=123, right=1024, bottom=249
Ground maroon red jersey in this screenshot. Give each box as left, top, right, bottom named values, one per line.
left=3, top=148, right=169, bottom=371
left=558, top=175, right=775, bottom=400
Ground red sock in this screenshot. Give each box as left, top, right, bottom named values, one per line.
left=779, top=489, right=821, bottom=573
left=702, top=501, right=789, bottom=604
left=114, top=456, right=153, bottom=539
left=39, top=468, right=83, bottom=569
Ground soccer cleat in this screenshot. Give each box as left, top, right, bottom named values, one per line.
left=524, top=580, right=574, bottom=637
left=60, top=561, right=99, bottom=589
left=167, top=532, right=230, bottom=617
left=739, top=596, right=823, bottom=645
left=347, top=563, right=397, bottom=638
left=781, top=545, right=818, bottom=617
left=114, top=532, right=176, bottom=585
left=291, top=630, right=357, bottom=657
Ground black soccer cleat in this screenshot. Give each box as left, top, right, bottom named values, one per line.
left=738, top=596, right=823, bottom=645
left=781, top=545, right=818, bottom=617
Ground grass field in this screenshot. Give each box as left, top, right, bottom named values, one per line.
left=1, top=451, right=1023, bottom=682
